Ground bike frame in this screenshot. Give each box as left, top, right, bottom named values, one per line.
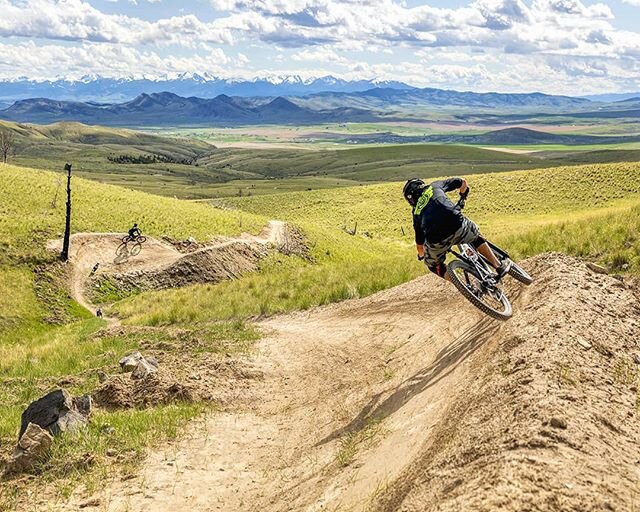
left=450, top=244, right=495, bottom=283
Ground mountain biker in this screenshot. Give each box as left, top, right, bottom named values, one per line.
left=128, top=223, right=141, bottom=240
left=403, top=177, right=511, bottom=280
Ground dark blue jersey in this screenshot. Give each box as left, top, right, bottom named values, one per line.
left=412, top=178, right=464, bottom=245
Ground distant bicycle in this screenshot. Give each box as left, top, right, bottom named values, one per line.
left=117, top=234, right=147, bottom=256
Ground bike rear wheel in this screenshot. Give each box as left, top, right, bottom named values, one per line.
left=488, top=242, right=533, bottom=285
left=447, top=259, right=512, bottom=321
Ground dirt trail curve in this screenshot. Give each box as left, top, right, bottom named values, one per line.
left=57, top=253, right=640, bottom=512
left=47, top=221, right=286, bottom=324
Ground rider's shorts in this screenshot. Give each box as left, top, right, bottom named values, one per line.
left=424, top=218, right=480, bottom=269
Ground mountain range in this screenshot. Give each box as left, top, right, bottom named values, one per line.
left=0, top=75, right=414, bottom=103
left=0, top=92, right=381, bottom=126
left=0, top=87, right=605, bottom=126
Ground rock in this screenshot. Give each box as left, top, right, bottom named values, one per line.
left=576, top=338, right=592, bottom=350
left=550, top=417, right=568, bottom=429
left=131, top=358, right=158, bottom=380
left=145, top=355, right=159, bottom=368
left=4, top=423, right=53, bottom=474
left=19, top=389, right=92, bottom=439
left=79, top=498, right=101, bottom=509
left=119, top=352, right=144, bottom=372
left=633, top=353, right=640, bottom=365
left=586, top=262, right=609, bottom=275
left=97, top=370, right=109, bottom=383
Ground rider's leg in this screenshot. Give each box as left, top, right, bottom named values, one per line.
left=476, top=242, right=501, bottom=268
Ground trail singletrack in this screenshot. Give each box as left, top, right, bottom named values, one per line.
left=47, top=221, right=286, bottom=325
left=57, top=254, right=640, bottom=512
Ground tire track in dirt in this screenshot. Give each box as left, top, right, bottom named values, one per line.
left=57, top=253, right=639, bottom=512
left=47, top=221, right=286, bottom=325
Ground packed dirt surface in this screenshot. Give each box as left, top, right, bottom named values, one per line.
left=52, top=253, right=640, bottom=512
left=46, top=221, right=292, bottom=321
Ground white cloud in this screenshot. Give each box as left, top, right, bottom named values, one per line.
left=0, top=0, right=233, bottom=46
left=622, top=0, right=640, bottom=6
left=0, top=0, right=639, bottom=93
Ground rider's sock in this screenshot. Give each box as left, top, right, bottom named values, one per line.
left=495, top=259, right=512, bottom=278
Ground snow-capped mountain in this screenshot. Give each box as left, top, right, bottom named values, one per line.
left=0, top=75, right=415, bottom=102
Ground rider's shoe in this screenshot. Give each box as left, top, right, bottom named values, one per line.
left=494, top=259, right=512, bottom=280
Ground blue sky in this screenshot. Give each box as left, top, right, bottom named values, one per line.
left=0, top=0, right=639, bottom=94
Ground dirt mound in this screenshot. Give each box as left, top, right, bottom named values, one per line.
left=96, top=239, right=271, bottom=293
left=50, top=253, right=640, bottom=512
left=374, top=253, right=640, bottom=512
left=93, top=370, right=195, bottom=409
left=47, top=221, right=291, bottom=324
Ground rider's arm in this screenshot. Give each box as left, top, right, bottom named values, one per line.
left=413, top=215, right=426, bottom=259
left=431, top=177, right=466, bottom=193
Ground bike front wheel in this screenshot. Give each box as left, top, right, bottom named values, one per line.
left=447, top=259, right=512, bottom=321
left=130, top=242, right=142, bottom=256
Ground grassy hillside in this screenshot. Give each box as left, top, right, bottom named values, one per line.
left=9, top=119, right=640, bottom=200
left=2, top=159, right=640, bottom=508
left=0, top=163, right=267, bottom=504
left=226, top=162, right=640, bottom=240
left=114, top=162, right=640, bottom=329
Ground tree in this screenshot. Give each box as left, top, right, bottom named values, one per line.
left=0, top=127, right=16, bottom=163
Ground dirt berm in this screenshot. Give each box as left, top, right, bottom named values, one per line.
left=59, top=253, right=639, bottom=512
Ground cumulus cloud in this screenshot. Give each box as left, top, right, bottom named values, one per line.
left=0, top=0, right=639, bottom=94
left=0, top=41, right=234, bottom=80
left=0, top=0, right=233, bottom=46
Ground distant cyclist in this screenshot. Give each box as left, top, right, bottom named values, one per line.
left=127, top=223, right=142, bottom=241
left=403, top=177, right=511, bottom=280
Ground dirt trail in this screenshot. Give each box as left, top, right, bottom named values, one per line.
left=47, top=221, right=286, bottom=324
left=59, top=253, right=639, bottom=511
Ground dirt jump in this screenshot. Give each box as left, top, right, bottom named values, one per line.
left=47, top=221, right=291, bottom=322
left=55, top=253, right=639, bottom=512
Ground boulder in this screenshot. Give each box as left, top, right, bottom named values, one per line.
left=4, top=423, right=53, bottom=474
left=19, top=389, right=92, bottom=439
left=119, top=351, right=144, bottom=372
left=131, top=358, right=158, bottom=380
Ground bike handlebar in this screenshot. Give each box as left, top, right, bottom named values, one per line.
left=457, top=189, right=469, bottom=209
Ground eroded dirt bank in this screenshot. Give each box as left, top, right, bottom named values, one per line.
left=55, top=253, right=639, bottom=511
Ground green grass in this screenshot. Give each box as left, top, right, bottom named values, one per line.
left=225, top=162, right=640, bottom=240
left=498, top=203, right=640, bottom=272
left=113, top=226, right=422, bottom=325
left=0, top=162, right=267, bottom=502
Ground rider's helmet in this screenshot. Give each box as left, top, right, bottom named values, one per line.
left=133, top=223, right=138, bottom=228
left=403, top=179, right=426, bottom=207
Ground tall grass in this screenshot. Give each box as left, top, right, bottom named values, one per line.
left=114, top=225, right=421, bottom=325
left=227, top=162, right=640, bottom=240
left=498, top=203, right=640, bottom=272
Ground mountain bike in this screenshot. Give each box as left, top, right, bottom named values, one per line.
left=117, top=234, right=147, bottom=257
left=446, top=195, right=533, bottom=321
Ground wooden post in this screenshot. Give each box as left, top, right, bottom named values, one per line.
left=60, top=163, right=72, bottom=262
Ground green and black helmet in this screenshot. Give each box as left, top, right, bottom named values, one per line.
left=403, top=178, right=426, bottom=207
